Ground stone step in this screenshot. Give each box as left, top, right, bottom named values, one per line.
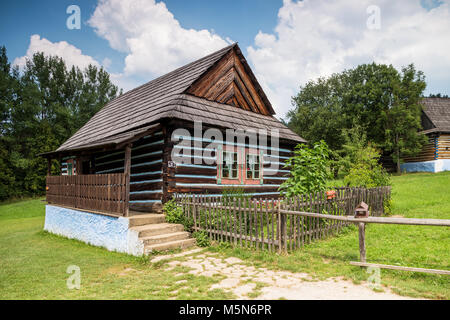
left=128, top=214, right=165, bottom=227
left=129, top=210, right=157, bottom=216
left=141, top=231, right=191, bottom=245
left=130, top=223, right=184, bottom=237
left=144, top=238, right=196, bottom=253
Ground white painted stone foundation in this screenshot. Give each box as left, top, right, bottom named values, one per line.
left=400, top=159, right=450, bottom=173
left=44, top=205, right=144, bottom=256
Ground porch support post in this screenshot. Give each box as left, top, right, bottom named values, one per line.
left=47, top=157, right=52, bottom=176
left=124, top=144, right=132, bottom=217
left=162, top=121, right=175, bottom=206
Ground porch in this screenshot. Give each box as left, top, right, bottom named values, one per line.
left=43, top=172, right=195, bottom=255
left=42, top=122, right=165, bottom=216
left=46, top=173, right=129, bottom=217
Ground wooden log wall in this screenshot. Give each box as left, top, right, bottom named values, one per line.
left=437, top=134, right=450, bottom=160
left=60, top=159, right=68, bottom=175
left=60, top=157, right=76, bottom=175
left=402, top=134, right=438, bottom=163
left=93, top=128, right=164, bottom=212
left=166, top=120, right=296, bottom=199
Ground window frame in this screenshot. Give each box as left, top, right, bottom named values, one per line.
left=246, top=153, right=260, bottom=180
left=217, top=146, right=263, bottom=185
left=222, top=150, right=239, bottom=180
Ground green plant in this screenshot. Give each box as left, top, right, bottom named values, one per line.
left=222, top=187, right=249, bottom=204
left=332, top=125, right=368, bottom=178
left=193, top=231, right=210, bottom=247
left=287, top=62, right=426, bottom=175
left=343, top=144, right=390, bottom=188
left=383, top=197, right=393, bottom=216
left=279, top=140, right=331, bottom=197
left=163, top=199, right=193, bottom=231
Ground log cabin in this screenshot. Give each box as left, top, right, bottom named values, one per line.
left=41, top=44, right=305, bottom=254
left=401, top=97, right=450, bottom=172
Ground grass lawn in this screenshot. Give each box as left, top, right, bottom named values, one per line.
left=213, top=172, right=450, bottom=299
left=0, top=199, right=232, bottom=300
left=0, top=172, right=449, bottom=299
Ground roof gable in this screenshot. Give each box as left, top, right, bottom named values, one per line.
left=186, top=46, right=275, bottom=115
left=57, top=44, right=235, bottom=151
left=55, top=44, right=304, bottom=153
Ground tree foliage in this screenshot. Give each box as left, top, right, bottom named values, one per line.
left=279, top=141, right=330, bottom=197
left=287, top=62, right=427, bottom=173
left=343, top=144, right=390, bottom=188
left=0, top=46, right=120, bottom=200
left=333, top=126, right=368, bottom=178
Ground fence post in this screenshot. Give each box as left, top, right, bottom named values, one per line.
left=193, top=195, right=197, bottom=231
left=278, top=200, right=287, bottom=253
left=358, top=222, right=366, bottom=262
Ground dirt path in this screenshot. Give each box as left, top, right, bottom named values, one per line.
left=151, top=249, right=419, bottom=300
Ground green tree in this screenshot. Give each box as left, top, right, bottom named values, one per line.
left=0, top=46, right=120, bottom=200
left=385, top=65, right=427, bottom=173
left=0, top=46, right=19, bottom=198
left=288, top=75, right=347, bottom=152
left=333, top=126, right=368, bottom=177
left=287, top=62, right=427, bottom=173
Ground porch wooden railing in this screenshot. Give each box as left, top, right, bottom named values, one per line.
left=46, top=174, right=128, bottom=216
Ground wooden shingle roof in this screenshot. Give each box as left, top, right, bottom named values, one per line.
left=421, top=98, right=450, bottom=134
left=57, top=44, right=304, bottom=153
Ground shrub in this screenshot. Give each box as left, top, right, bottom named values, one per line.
left=332, top=125, right=367, bottom=178
left=279, top=140, right=331, bottom=197
left=383, top=197, right=393, bottom=216
left=193, top=231, right=210, bottom=247
left=163, top=199, right=193, bottom=231
left=222, top=187, right=249, bottom=205
left=343, top=144, right=390, bottom=188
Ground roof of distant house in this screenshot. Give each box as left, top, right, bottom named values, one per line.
left=421, top=97, right=450, bottom=134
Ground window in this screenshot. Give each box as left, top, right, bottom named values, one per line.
left=246, top=154, right=260, bottom=179
left=222, top=151, right=238, bottom=179
left=217, top=148, right=263, bottom=185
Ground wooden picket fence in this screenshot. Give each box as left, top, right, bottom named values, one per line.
left=176, top=186, right=391, bottom=252
left=46, top=174, right=128, bottom=216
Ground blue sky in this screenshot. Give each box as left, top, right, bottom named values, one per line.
left=1, top=0, right=450, bottom=118
left=1, top=0, right=281, bottom=75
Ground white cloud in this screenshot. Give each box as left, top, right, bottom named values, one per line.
left=14, top=34, right=101, bottom=70
left=88, top=0, right=230, bottom=77
left=102, top=57, right=112, bottom=69
left=247, top=0, right=450, bottom=118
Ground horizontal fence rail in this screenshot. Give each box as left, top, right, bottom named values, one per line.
left=46, top=174, right=128, bottom=216
left=176, top=186, right=391, bottom=252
